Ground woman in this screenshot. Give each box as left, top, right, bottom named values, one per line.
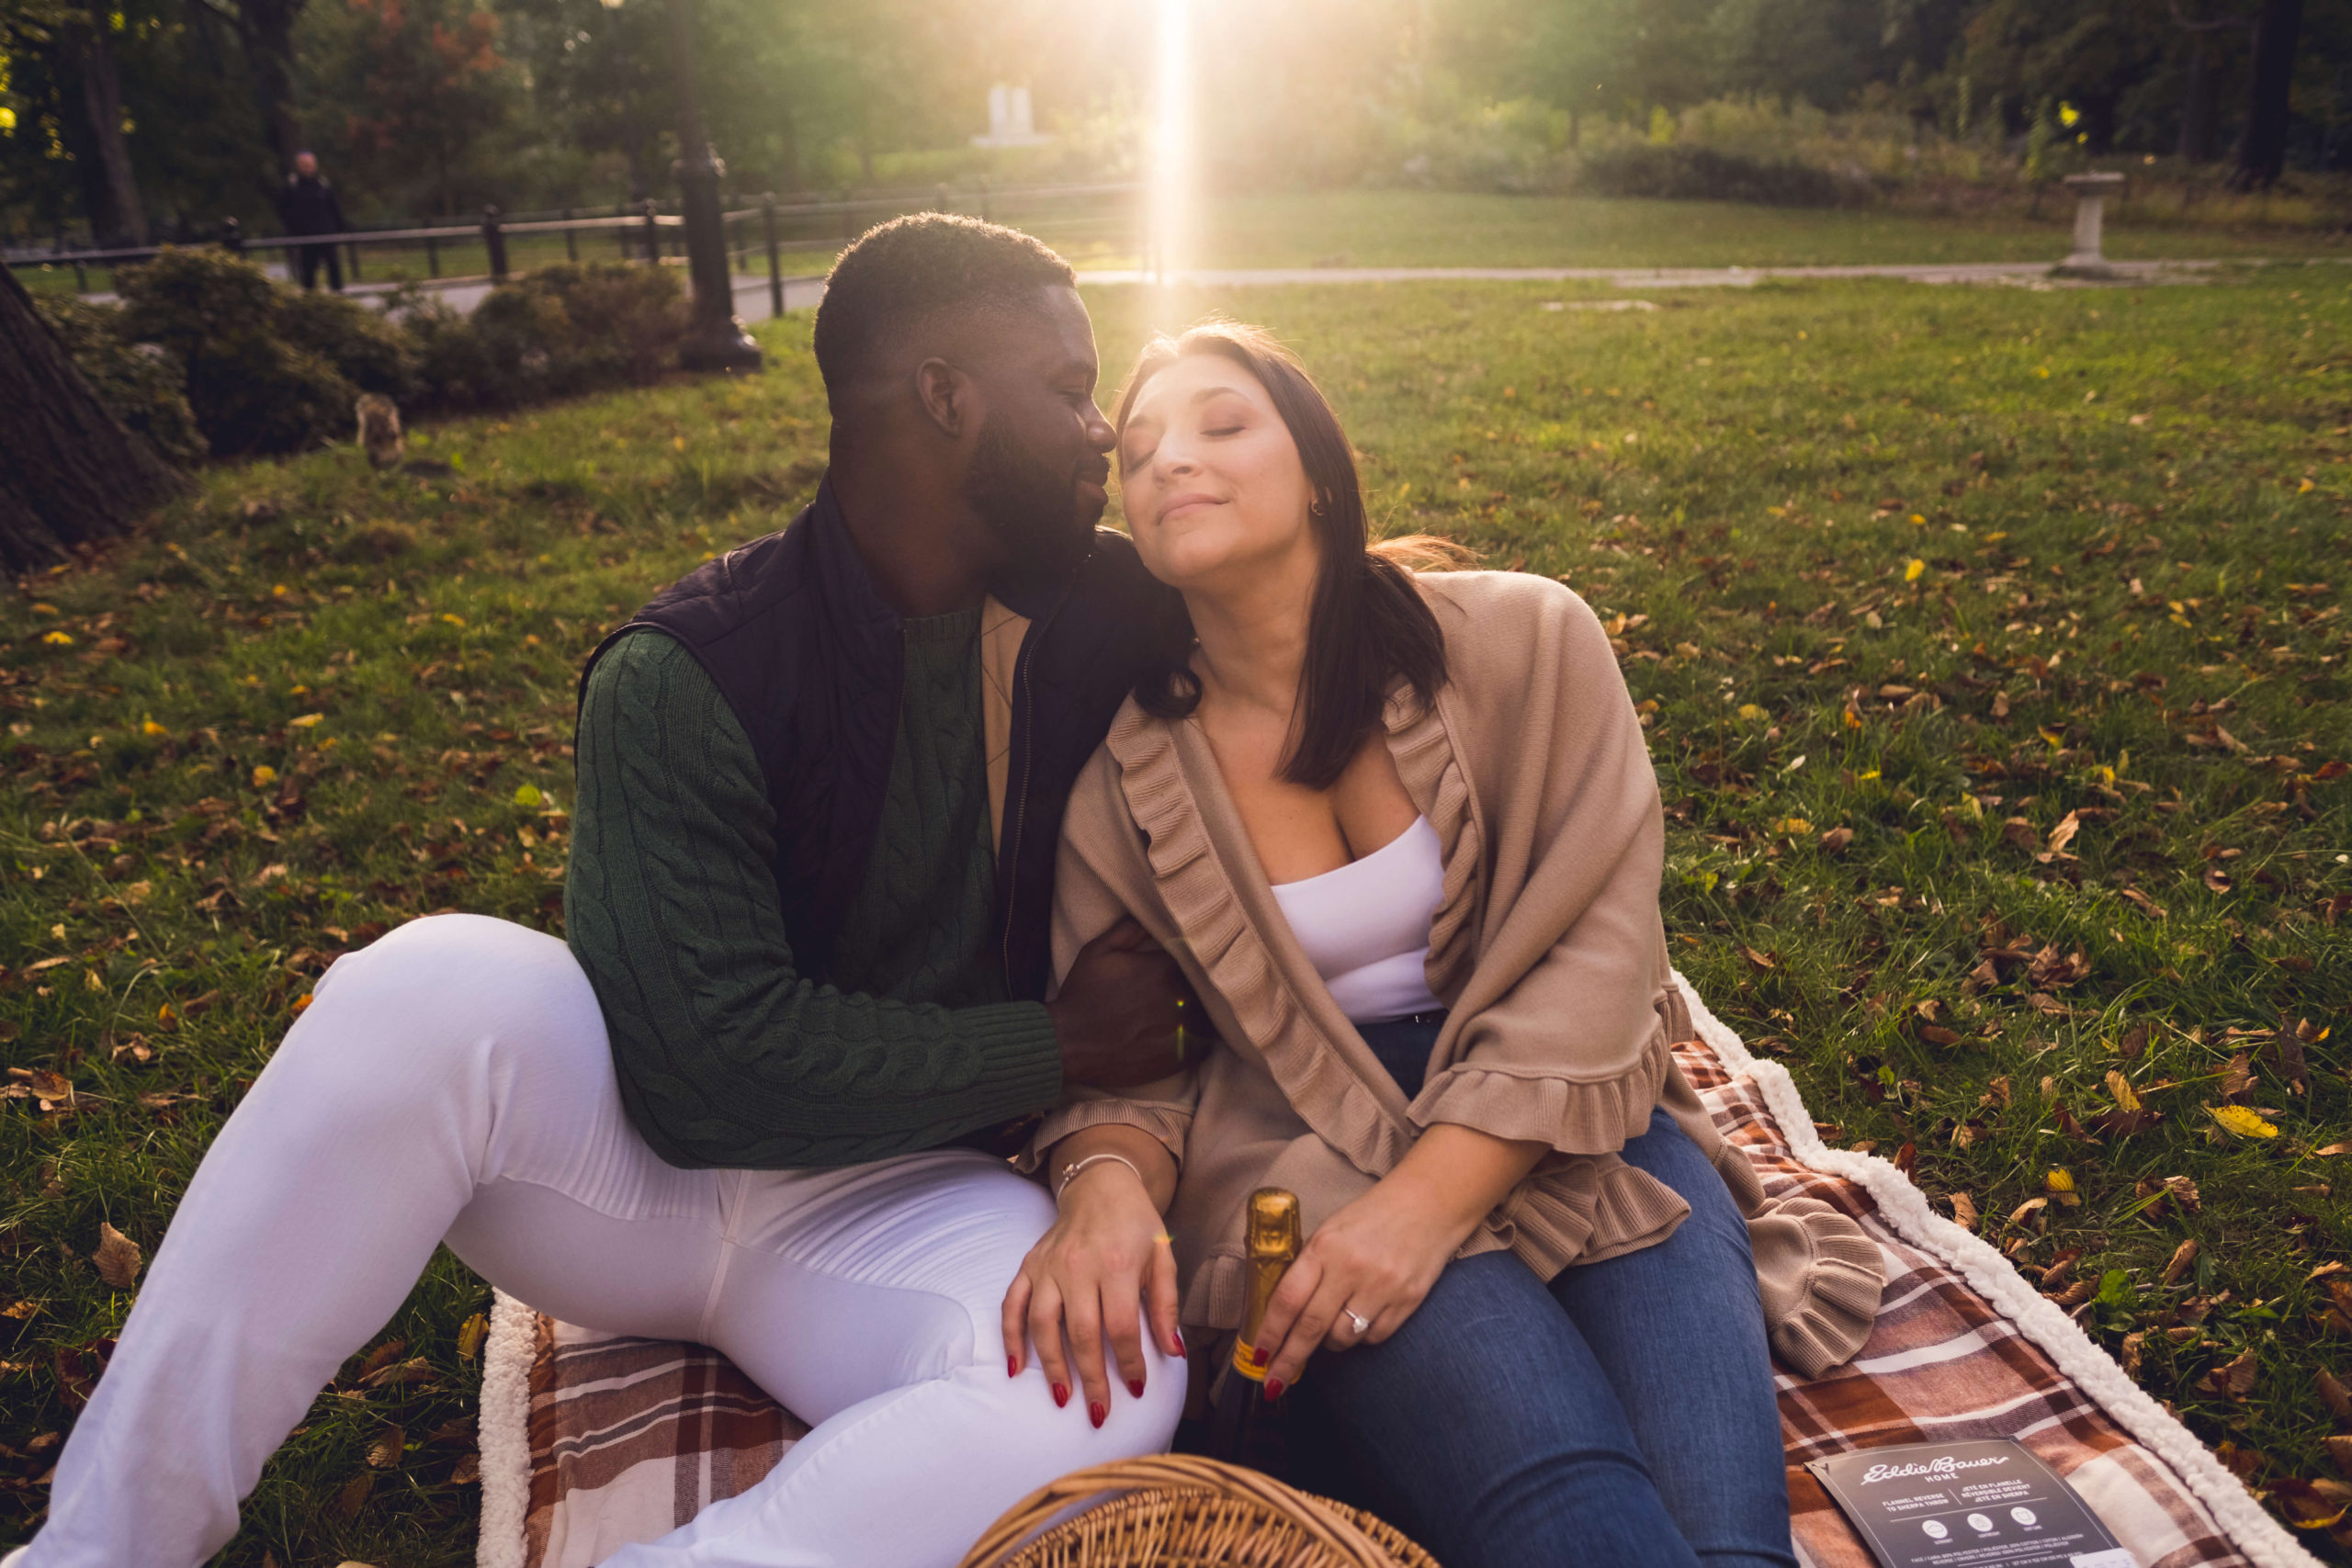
left=999, top=321, right=1883, bottom=1568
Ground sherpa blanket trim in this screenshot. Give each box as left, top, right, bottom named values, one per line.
left=479, top=1275, right=537, bottom=1568
left=473, top=973, right=2317, bottom=1568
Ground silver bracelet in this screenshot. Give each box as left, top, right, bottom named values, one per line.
left=1054, top=1151, right=1144, bottom=1201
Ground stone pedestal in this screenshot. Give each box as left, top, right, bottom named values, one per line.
left=2055, top=172, right=2127, bottom=277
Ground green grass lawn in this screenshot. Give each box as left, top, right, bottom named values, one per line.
left=3, top=269, right=2349, bottom=1563
left=1193, top=189, right=2349, bottom=268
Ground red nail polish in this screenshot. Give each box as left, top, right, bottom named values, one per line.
left=1250, top=1346, right=1269, bottom=1367
left=1052, top=1382, right=1069, bottom=1408
left=1126, top=1378, right=1146, bottom=1399
left=1007, top=1355, right=1020, bottom=1379
left=1090, top=1401, right=1108, bottom=1428
left=1262, top=1378, right=1285, bottom=1403
left=1174, top=1329, right=1188, bottom=1357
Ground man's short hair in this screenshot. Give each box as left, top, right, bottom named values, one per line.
left=813, top=213, right=1075, bottom=409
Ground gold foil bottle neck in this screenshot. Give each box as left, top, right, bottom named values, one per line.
left=1243, top=1188, right=1301, bottom=1262
left=1232, top=1188, right=1301, bottom=1382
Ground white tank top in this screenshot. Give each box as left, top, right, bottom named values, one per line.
left=1268, top=816, right=1448, bottom=1024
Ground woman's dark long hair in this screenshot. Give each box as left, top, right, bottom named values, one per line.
left=1114, top=320, right=1463, bottom=792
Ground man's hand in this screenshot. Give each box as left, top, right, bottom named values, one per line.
left=1047, top=918, right=1213, bottom=1089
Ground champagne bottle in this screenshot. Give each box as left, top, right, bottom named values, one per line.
left=1205, top=1187, right=1301, bottom=1472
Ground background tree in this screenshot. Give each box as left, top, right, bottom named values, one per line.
left=0, top=262, right=181, bottom=571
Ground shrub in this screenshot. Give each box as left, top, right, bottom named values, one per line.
left=527, top=263, right=687, bottom=388
left=116, top=249, right=356, bottom=456
left=277, top=288, right=420, bottom=400
left=89, top=248, right=687, bottom=452
left=1574, top=145, right=1860, bottom=207
left=405, top=262, right=685, bottom=412
left=181, top=333, right=356, bottom=458
left=28, top=293, right=208, bottom=466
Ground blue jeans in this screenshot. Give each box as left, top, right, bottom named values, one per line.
left=1303, top=1020, right=1792, bottom=1568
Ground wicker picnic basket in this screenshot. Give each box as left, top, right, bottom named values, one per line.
left=957, top=1453, right=1439, bottom=1568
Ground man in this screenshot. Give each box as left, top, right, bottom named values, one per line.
left=12, top=216, right=1196, bottom=1568
left=277, top=151, right=346, bottom=291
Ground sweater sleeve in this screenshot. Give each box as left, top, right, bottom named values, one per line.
left=565, top=630, right=1062, bottom=1168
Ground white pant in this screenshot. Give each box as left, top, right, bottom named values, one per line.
left=23, top=914, right=1182, bottom=1568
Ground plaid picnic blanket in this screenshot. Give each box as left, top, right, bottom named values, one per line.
left=475, top=977, right=2315, bottom=1568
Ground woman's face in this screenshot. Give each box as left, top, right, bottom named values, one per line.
left=1116, top=352, right=1317, bottom=593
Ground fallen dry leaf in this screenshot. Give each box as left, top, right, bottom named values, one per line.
left=2267, top=1477, right=2346, bottom=1529
left=91, top=1223, right=140, bottom=1291
left=2329, top=1436, right=2352, bottom=1478
left=2121, top=1330, right=2145, bottom=1379
left=2163, top=1238, right=2201, bottom=1285
left=365, top=1426, right=404, bottom=1469
left=332, top=1472, right=373, bottom=1520
left=2211, top=1103, right=2279, bottom=1139
left=2046, top=809, right=2083, bottom=854
left=355, top=1338, right=408, bottom=1382
left=2222, top=1053, right=2256, bottom=1100
left=450, top=1452, right=481, bottom=1485
left=1818, top=826, right=1854, bottom=853
left=457, top=1312, right=489, bottom=1362
left=24, top=1069, right=72, bottom=1105
left=2318, top=1143, right=2352, bottom=1157
left=1738, top=945, right=1776, bottom=972
left=2201, top=1346, right=2258, bottom=1399
left=2318, top=1368, right=2352, bottom=1421
left=1950, top=1192, right=1978, bottom=1230
left=360, top=1356, right=435, bottom=1390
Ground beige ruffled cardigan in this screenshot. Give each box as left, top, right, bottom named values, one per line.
left=1023, top=570, right=1883, bottom=1379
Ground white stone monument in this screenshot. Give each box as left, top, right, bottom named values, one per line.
left=972, top=84, right=1051, bottom=149
left=2055, top=171, right=2127, bottom=277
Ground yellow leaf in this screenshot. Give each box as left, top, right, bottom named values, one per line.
left=1737, top=704, right=1767, bottom=721
left=141, top=718, right=166, bottom=737
left=2210, top=1104, right=2278, bottom=1138
left=288, top=713, right=325, bottom=728
left=2045, top=1168, right=2075, bottom=1193
left=514, top=783, right=544, bottom=808
left=1779, top=818, right=1813, bottom=835
left=440, top=613, right=467, bottom=626
left=673, top=435, right=686, bottom=450
left=41, top=631, right=74, bottom=646
left=457, top=1313, right=489, bottom=1361
left=2299, top=478, right=2315, bottom=494
left=251, top=765, right=278, bottom=788
left=1904, top=558, right=1925, bottom=582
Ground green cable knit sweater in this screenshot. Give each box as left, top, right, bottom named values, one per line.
left=564, top=616, right=1060, bottom=1169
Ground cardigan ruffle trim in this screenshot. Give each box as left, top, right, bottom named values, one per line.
left=1408, top=1033, right=1675, bottom=1155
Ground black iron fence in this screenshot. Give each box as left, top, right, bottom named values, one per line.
left=6, top=182, right=1147, bottom=304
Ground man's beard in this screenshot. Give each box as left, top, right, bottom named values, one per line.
left=964, top=420, right=1093, bottom=576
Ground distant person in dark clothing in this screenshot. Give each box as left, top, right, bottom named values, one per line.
left=278, top=152, right=347, bottom=291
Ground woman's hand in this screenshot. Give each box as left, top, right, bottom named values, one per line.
left=1002, top=1156, right=1185, bottom=1427
left=1250, top=1123, right=1549, bottom=1396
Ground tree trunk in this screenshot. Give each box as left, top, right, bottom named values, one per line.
left=71, top=25, right=151, bottom=246
left=2179, top=37, right=2222, bottom=162
left=2232, top=0, right=2303, bottom=187
left=0, top=266, right=185, bottom=574
left=236, top=0, right=306, bottom=178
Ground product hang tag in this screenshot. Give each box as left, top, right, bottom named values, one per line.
left=1805, top=1438, right=2136, bottom=1568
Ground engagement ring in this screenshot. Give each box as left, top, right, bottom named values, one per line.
left=1343, top=1309, right=1371, bottom=1336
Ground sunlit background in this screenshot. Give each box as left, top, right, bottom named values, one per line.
left=4, top=0, right=2346, bottom=262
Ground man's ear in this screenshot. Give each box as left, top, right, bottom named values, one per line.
left=913, top=357, right=979, bottom=440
